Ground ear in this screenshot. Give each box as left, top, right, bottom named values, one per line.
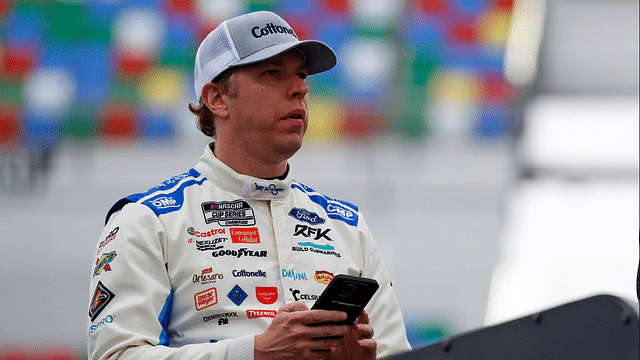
left=202, top=82, right=230, bottom=119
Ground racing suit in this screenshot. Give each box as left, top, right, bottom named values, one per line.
left=87, top=144, right=412, bottom=360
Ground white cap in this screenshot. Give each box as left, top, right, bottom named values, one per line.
left=194, top=11, right=337, bottom=99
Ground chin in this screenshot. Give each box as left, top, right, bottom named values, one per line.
left=275, top=140, right=303, bottom=160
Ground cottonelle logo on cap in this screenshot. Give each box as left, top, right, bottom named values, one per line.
left=193, top=11, right=337, bottom=99
left=251, top=22, right=297, bottom=39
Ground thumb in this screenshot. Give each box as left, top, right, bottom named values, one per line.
left=278, top=300, right=310, bottom=313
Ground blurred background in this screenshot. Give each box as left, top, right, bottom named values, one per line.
left=0, top=0, right=637, bottom=358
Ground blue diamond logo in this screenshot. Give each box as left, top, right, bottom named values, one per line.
left=227, top=284, right=248, bottom=306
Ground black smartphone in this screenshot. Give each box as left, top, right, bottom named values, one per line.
left=310, top=274, right=379, bottom=326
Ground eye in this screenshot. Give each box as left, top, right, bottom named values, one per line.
left=264, top=69, right=280, bottom=76
left=298, top=72, right=308, bottom=80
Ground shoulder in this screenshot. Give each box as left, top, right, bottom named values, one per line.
left=105, top=168, right=206, bottom=224
left=291, top=180, right=359, bottom=227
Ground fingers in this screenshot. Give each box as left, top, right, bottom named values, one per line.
left=278, top=300, right=310, bottom=313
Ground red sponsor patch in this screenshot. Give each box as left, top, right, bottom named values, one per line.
left=314, top=270, right=334, bottom=285
left=246, top=309, right=277, bottom=319
left=194, top=287, right=218, bottom=311
left=256, top=286, right=278, bottom=304
left=230, top=227, right=260, bottom=244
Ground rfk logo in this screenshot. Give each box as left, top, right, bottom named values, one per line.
left=293, top=224, right=332, bottom=241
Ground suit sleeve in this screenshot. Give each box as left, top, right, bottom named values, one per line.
left=357, top=215, right=413, bottom=358
left=87, top=203, right=252, bottom=360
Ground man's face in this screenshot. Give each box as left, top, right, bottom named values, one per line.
left=224, top=49, right=309, bottom=165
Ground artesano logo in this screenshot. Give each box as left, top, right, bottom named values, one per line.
left=194, top=287, right=218, bottom=311
left=193, top=268, right=223, bottom=285
left=230, top=227, right=260, bottom=244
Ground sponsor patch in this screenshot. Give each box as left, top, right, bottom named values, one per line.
left=89, top=314, right=114, bottom=335
left=233, top=269, right=267, bottom=278
left=230, top=227, right=260, bottom=244
left=227, top=285, right=248, bottom=306
left=292, top=245, right=341, bottom=258
left=314, top=270, right=334, bottom=285
left=201, top=200, right=255, bottom=226
left=196, top=237, right=227, bottom=251
left=289, top=288, right=319, bottom=302
left=247, top=309, right=277, bottom=319
left=253, top=182, right=285, bottom=196
left=194, top=287, right=218, bottom=311
left=288, top=208, right=326, bottom=225
left=211, top=248, right=267, bottom=258
left=282, top=269, right=307, bottom=281
left=291, top=182, right=359, bottom=226
left=89, top=281, right=115, bottom=321
left=188, top=227, right=226, bottom=238
left=97, top=227, right=118, bottom=254
left=93, top=251, right=117, bottom=277
left=203, top=311, right=239, bottom=323
left=256, top=286, right=278, bottom=304
left=193, top=268, right=224, bottom=285
left=293, top=224, right=333, bottom=241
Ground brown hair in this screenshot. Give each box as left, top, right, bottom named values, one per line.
left=188, top=68, right=238, bottom=138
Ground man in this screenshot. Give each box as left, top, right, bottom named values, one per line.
left=88, top=11, right=412, bottom=360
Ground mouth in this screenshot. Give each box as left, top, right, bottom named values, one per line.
left=283, top=109, right=306, bottom=122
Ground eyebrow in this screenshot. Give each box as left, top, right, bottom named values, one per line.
left=262, top=58, right=308, bottom=71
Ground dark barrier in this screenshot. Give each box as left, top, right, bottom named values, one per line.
left=388, top=294, right=638, bottom=360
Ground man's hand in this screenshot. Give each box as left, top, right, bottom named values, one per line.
left=254, top=300, right=351, bottom=360
left=329, top=310, right=377, bottom=360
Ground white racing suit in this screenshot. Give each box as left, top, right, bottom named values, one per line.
left=87, top=145, right=412, bottom=360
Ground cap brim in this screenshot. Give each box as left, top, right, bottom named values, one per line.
left=233, top=40, right=337, bottom=75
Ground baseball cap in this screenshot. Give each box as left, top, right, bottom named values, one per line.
left=193, top=11, right=337, bottom=99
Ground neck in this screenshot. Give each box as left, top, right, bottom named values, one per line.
left=211, top=142, right=289, bottom=179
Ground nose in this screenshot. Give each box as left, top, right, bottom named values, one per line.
left=288, top=75, right=308, bottom=99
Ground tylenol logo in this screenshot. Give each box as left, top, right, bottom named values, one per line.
left=256, top=286, right=278, bottom=304
left=246, top=309, right=277, bottom=319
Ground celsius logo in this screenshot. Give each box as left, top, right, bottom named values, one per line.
left=254, top=183, right=285, bottom=196
left=288, top=208, right=326, bottom=225
left=251, top=23, right=297, bottom=39
left=289, top=288, right=319, bottom=301
left=150, top=196, right=179, bottom=208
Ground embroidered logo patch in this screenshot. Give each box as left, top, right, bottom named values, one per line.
left=89, top=281, right=115, bottom=321
left=227, top=284, right=248, bottom=306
